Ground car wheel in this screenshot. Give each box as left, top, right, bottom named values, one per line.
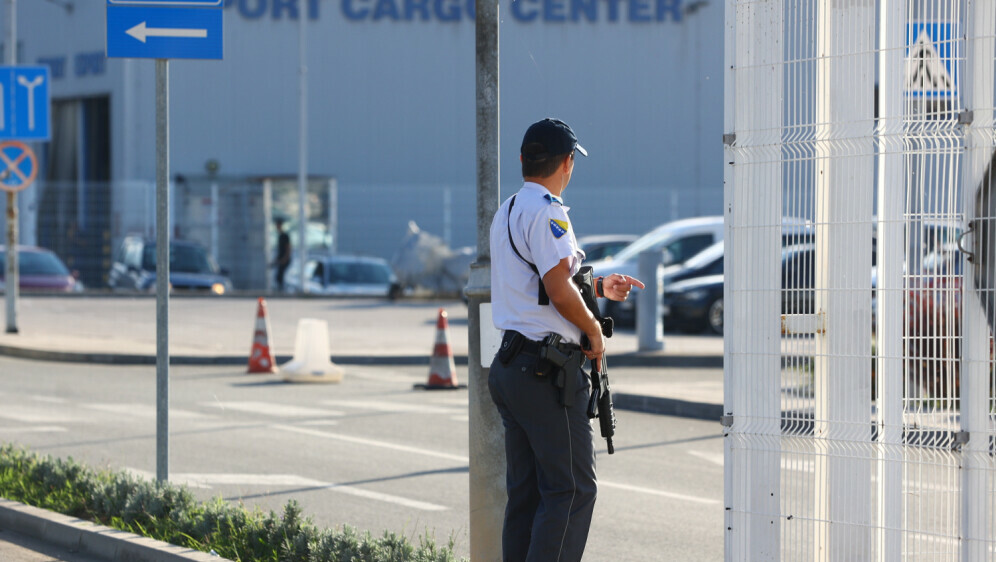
left=707, top=298, right=724, bottom=335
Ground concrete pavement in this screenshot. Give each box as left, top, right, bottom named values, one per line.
left=0, top=296, right=726, bottom=419
left=0, top=295, right=725, bottom=562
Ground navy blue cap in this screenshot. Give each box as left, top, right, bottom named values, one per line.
left=520, top=118, right=588, bottom=162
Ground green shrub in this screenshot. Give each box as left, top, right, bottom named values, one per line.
left=0, top=445, right=463, bottom=562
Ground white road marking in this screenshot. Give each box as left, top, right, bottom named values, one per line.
left=124, top=468, right=212, bottom=489
left=691, top=450, right=816, bottom=473
left=276, top=425, right=717, bottom=505
left=0, top=425, right=67, bottom=433
left=450, top=415, right=469, bottom=422
left=30, top=395, right=67, bottom=404
left=202, top=401, right=343, bottom=418
left=85, top=404, right=213, bottom=419
left=688, top=450, right=724, bottom=467
left=321, top=399, right=463, bottom=415
left=272, top=424, right=469, bottom=463
left=0, top=408, right=75, bottom=423
left=124, top=468, right=446, bottom=511
left=598, top=480, right=720, bottom=505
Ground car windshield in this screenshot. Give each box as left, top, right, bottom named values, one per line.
left=0, top=250, right=70, bottom=276
left=328, top=262, right=393, bottom=284
left=684, top=241, right=724, bottom=270
left=612, top=225, right=677, bottom=262
left=141, top=243, right=218, bottom=274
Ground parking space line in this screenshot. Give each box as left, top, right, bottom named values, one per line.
left=202, top=401, right=344, bottom=418
left=321, top=399, right=463, bottom=415
left=598, top=480, right=721, bottom=505
left=125, top=469, right=447, bottom=511
left=85, top=403, right=214, bottom=419
left=0, top=425, right=67, bottom=433
left=272, top=424, right=469, bottom=463
left=0, top=408, right=76, bottom=423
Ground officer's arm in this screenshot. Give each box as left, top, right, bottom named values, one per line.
left=543, top=258, right=605, bottom=361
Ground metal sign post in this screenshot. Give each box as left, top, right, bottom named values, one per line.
left=155, top=59, right=170, bottom=483
left=4, top=0, right=15, bottom=335
left=107, top=0, right=223, bottom=483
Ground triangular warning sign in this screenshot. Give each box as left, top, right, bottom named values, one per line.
left=905, top=29, right=955, bottom=94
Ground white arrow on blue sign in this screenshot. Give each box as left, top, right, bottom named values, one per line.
left=0, top=67, right=50, bottom=141
left=108, top=1, right=224, bottom=5
left=106, top=1, right=223, bottom=60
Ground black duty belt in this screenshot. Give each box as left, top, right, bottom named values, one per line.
left=503, top=330, right=581, bottom=356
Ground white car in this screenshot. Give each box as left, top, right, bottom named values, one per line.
left=284, top=254, right=402, bottom=299
left=589, top=216, right=724, bottom=326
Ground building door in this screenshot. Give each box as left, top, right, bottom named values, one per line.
left=39, top=96, right=111, bottom=288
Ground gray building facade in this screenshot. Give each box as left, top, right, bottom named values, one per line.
left=6, top=0, right=723, bottom=288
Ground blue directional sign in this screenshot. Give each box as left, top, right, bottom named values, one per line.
left=0, top=67, right=50, bottom=141
left=107, top=3, right=223, bottom=60
left=108, top=0, right=222, bottom=5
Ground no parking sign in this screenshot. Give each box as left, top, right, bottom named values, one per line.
left=0, top=140, right=38, bottom=193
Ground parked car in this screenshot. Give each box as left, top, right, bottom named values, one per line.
left=577, top=234, right=638, bottom=262
left=591, top=216, right=724, bottom=325
left=0, top=246, right=83, bottom=293
left=610, top=240, right=726, bottom=326
left=661, top=274, right=725, bottom=334
left=284, top=254, right=402, bottom=299
left=108, top=236, right=232, bottom=295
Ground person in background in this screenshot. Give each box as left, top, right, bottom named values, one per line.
left=274, top=218, right=292, bottom=292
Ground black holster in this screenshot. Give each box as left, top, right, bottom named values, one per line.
left=538, top=335, right=584, bottom=408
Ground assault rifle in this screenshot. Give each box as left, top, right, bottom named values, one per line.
left=587, top=356, right=616, bottom=454
left=574, top=266, right=616, bottom=454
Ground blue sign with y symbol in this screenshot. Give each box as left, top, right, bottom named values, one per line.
left=0, top=67, right=50, bottom=141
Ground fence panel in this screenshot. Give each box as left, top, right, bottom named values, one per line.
left=726, top=0, right=996, bottom=560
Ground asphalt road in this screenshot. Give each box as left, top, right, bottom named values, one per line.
left=0, top=356, right=725, bottom=561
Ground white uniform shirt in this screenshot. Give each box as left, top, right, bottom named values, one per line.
left=490, top=182, right=586, bottom=344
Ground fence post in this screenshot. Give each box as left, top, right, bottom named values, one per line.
left=959, top=1, right=995, bottom=559
left=725, top=0, right=782, bottom=559
left=637, top=250, right=663, bottom=351
left=813, top=1, right=876, bottom=559
left=875, top=1, right=906, bottom=560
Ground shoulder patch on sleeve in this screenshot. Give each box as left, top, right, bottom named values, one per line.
left=550, top=218, right=569, bottom=238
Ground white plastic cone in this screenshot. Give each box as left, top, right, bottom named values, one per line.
left=281, top=318, right=344, bottom=383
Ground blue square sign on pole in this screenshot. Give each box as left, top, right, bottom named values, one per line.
left=107, top=1, right=224, bottom=6
left=107, top=1, right=223, bottom=60
left=0, top=66, right=51, bottom=141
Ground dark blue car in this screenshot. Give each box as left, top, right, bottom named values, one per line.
left=108, top=237, right=233, bottom=295
left=661, top=274, right=724, bottom=334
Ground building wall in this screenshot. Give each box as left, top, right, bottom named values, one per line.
left=12, top=0, right=724, bottom=264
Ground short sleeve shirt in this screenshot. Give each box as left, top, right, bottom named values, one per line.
left=490, top=182, right=586, bottom=344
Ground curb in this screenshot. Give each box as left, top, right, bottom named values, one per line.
left=0, top=344, right=724, bottom=369
left=0, top=498, right=226, bottom=562
left=613, top=393, right=724, bottom=421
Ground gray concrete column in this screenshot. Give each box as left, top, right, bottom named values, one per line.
left=468, top=0, right=502, bottom=558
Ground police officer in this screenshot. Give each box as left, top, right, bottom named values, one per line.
left=488, top=118, right=645, bottom=561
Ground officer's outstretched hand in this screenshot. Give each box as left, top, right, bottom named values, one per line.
left=603, top=274, right=646, bottom=301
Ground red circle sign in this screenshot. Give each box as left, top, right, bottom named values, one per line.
left=0, top=141, right=38, bottom=193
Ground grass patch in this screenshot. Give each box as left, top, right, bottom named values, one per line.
left=0, top=444, right=463, bottom=561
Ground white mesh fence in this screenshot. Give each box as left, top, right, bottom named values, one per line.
left=724, top=0, right=996, bottom=560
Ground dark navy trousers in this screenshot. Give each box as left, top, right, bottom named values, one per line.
left=488, top=349, right=597, bottom=562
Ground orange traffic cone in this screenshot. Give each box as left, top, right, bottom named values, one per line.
left=247, top=297, right=278, bottom=374
left=414, top=308, right=466, bottom=390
